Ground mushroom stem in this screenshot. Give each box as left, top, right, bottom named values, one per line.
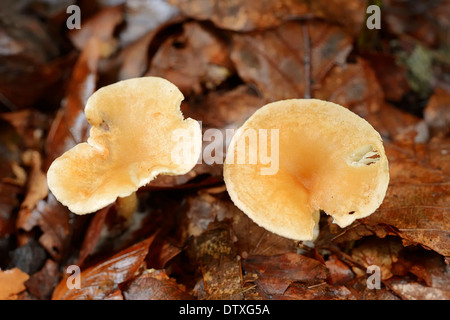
left=116, top=192, right=137, bottom=221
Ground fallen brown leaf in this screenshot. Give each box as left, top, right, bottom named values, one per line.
left=330, top=104, right=450, bottom=260
left=313, top=57, right=384, bottom=116
left=424, top=87, right=450, bottom=136
left=325, top=254, right=355, bottom=285
left=52, top=235, right=155, bottom=300
left=122, top=269, right=193, bottom=300
left=16, top=150, right=48, bottom=228
left=147, top=21, right=233, bottom=95
left=25, top=259, right=59, bottom=300
left=44, top=37, right=101, bottom=168
left=264, top=282, right=354, bottom=300
left=0, top=267, right=30, bottom=300
left=231, top=20, right=353, bottom=101
left=168, top=0, right=310, bottom=32
left=192, top=223, right=243, bottom=300
left=243, top=253, right=328, bottom=287
left=68, top=5, right=123, bottom=56
left=386, top=277, right=450, bottom=300
left=16, top=193, right=71, bottom=261
left=307, top=0, right=367, bottom=36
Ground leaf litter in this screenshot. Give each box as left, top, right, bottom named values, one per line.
left=0, top=0, right=449, bottom=300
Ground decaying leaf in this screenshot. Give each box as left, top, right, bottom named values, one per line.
left=147, top=21, right=233, bottom=95
left=313, top=58, right=384, bottom=116
left=231, top=21, right=353, bottom=101
left=307, top=0, right=367, bottom=36
left=331, top=103, right=450, bottom=261
left=16, top=193, right=71, bottom=261
left=25, top=259, right=59, bottom=300
left=324, top=254, right=355, bottom=285
left=243, top=253, right=328, bottom=296
left=122, top=269, right=193, bottom=300
left=168, top=0, right=310, bottom=32
left=387, top=278, right=450, bottom=300
left=68, top=5, right=123, bottom=56
left=191, top=223, right=243, bottom=300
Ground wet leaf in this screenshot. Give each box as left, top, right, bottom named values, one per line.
left=76, top=206, right=110, bottom=266
left=52, top=235, right=155, bottom=300
left=44, top=37, right=101, bottom=167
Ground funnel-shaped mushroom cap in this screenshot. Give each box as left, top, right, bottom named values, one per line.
left=47, top=77, right=201, bottom=214
left=224, top=99, right=389, bottom=241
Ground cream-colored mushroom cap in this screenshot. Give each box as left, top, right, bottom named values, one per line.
left=224, top=99, right=389, bottom=241
left=47, top=77, right=202, bottom=215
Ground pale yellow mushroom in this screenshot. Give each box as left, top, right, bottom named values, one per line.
left=47, top=77, right=202, bottom=216
left=224, top=99, right=389, bottom=241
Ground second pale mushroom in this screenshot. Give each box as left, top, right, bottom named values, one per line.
left=47, top=77, right=202, bottom=217
left=224, top=99, right=389, bottom=241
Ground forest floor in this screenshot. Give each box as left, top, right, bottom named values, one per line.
left=0, top=0, right=449, bottom=300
